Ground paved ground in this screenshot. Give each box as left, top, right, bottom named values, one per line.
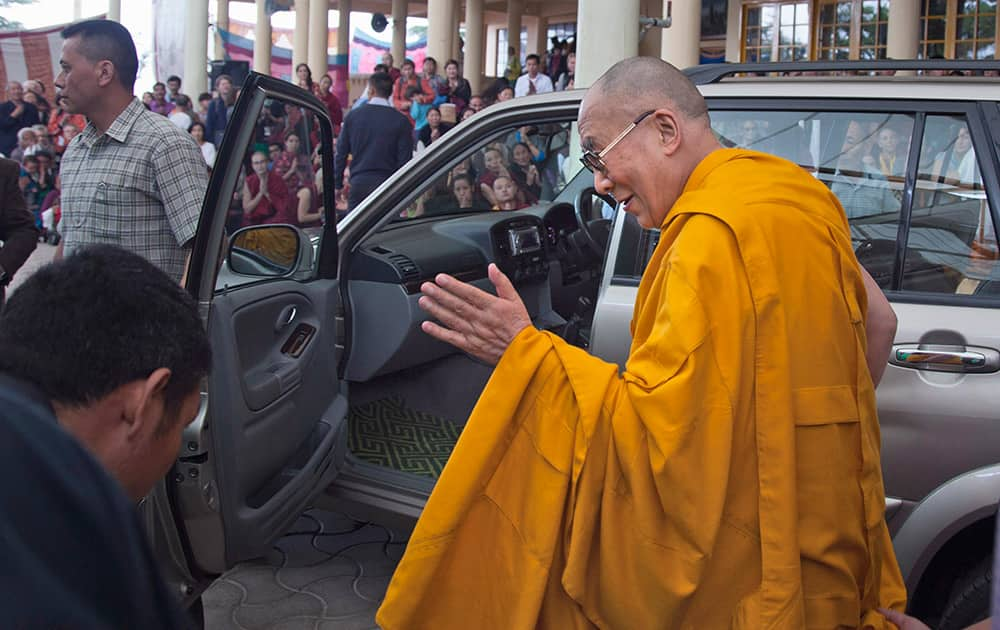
left=7, top=241, right=57, bottom=294
left=202, top=509, right=405, bottom=630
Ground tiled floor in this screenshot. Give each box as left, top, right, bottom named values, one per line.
left=202, top=510, right=406, bottom=630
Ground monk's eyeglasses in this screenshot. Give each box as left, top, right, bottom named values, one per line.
left=580, top=110, right=656, bottom=176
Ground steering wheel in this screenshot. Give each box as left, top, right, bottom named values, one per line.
left=571, top=187, right=614, bottom=261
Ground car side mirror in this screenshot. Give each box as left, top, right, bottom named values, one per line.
left=228, top=225, right=303, bottom=277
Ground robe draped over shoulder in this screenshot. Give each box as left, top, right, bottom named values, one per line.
left=376, top=148, right=907, bottom=629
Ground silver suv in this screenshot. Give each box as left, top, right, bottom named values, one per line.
left=160, top=60, right=1000, bottom=628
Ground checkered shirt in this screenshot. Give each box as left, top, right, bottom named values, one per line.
left=60, top=98, right=208, bottom=283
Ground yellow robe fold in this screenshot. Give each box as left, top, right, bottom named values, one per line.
left=376, top=149, right=907, bottom=629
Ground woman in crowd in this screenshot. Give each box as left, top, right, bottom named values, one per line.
left=452, top=173, right=490, bottom=211
left=509, top=142, right=542, bottom=204
left=443, top=59, right=471, bottom=112
left=497, top=86, right=514, bottom=102
left=477, top=146, right=510, bottom=206
left=188, top=122, right=216, bottom=170
left=296, top=63, right=314, bottom=93
left=47, top=95, right=86, bottom=148
left=243, top=151, right=294, bottom=226
left=23, top=80, right=51, bottom=121
left=272, top=132, right=312, bottom=191
left=316, top=73, right=343, bottom=134
left=417, top=107, right=452, bottom=151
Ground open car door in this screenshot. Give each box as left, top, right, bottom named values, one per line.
left=172, top=73, right=345, bottom=577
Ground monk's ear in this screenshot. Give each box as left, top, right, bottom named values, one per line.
left=653, top=108, right=682, bottom=157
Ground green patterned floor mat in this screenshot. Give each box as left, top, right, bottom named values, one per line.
left=347, top=397, right=463, bottom=479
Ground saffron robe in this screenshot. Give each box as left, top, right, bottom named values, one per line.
left=376, top=149, right=907, bottom=629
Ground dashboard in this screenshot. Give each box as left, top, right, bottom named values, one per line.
left=344, top=202, right=591, bottom=381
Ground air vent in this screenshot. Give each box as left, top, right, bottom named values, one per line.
left=387, top=253, right=421, bottom=282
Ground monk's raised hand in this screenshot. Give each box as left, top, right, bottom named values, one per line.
left=418, top=263, right=531, bottom=365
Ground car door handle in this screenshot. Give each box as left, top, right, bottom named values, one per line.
left=275, top=305, right=297, bottom=332
left=890, top=344, right=1000, bottom=374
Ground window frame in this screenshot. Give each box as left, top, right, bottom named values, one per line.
left=609, top=97, right=1000, bottom=308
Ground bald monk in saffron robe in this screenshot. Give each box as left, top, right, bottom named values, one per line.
left=377, top=57, right=907, bottom=629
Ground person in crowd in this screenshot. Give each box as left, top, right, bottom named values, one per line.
left=489, top=174, right=526, bottom=211
left=377, top=56, right=905, bottom=630
left=23, top=80, right=52, bottom=122
left=53, top=121, right=81, bottom=157
left=38, top=172, right=61, bottom=243
left=504, top=46, right=521, bottom=85
left=830, top=119, right=898, bottom=220
left=0, top=81, right=41, bottom=157
left=448, top=173, right=486, bottom=212
left=933, top=124, right=977, bottom=184
left=167, top=93, right=195, bottom=130
left=0, top=157, right=38, bottom=307
left=148, top=81, right=174, bottom=116
left=477, top=146, right=510, bottom=205
left=188, top=121, right=216, bottom=170
left=206, top=73, right=237, bottom=148
left=393, top=58, right=434, bottom=126
left=352, top=63, right=388, bottom=111
left=547, top=37, right=564, bottom=81
left=514, top=54, right=554, bottom=97
left=497, top=85, right=515, bottom=102
left=335, top=72, right=413, bottom=211
left=31, top=123, right=53, bottom=154
left=47, top=95, right=87, bottom=153
left=467, top=94, right=485, bottom=114
left=18, top=154, right=43, bottom=222
left=141, top=91, right=153, bottom=108
left=416, top=106, right=451, bottom=152
left=9, top=126, right=39, bottom=162
left=863, top=126, right=907, bottom=179
left=267, top=141, right=283, bottom=168
left=443, top=58, right=472, bottom=111
left=273, top=132, right=311, bottom=191
left=421, top=57, right=447, bottom=103
left=461, top=107, right=477, bottom=122
left=381, top=51, right=401, bottom=83
left=165, top=74, right=182, bottom=103
left=295, top=62, right=314, bottom=93
left=509, top=141, right=541, bottom=204
left=407, top=84, right=433, bottom=133
left=55, top=19, right=208, bottom=285
left=0, top=244, right=209, bottom=628
left=196, top=91, right=212, bottom=122
left=556, top=51, right=576, bottom=91
left=315, top=73, right=343, bottom=134
left=242, top=150, right=294, bottom=226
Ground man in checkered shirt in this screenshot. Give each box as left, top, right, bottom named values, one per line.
left=55, top=19, right=208, bottom=284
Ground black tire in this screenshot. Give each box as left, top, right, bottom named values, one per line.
left=937, top=557, right=992, bottom=630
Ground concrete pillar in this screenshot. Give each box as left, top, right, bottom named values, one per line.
left=507, top=0, right=524, bottom=60
left=309, top=0, right=329, bottom=77
left=451, top=0, right=462, bottom=62
left=73, top=0, right=82, bottom=20
left=293, top=0, right=309, bottom=75
left=184, top=0, right=210, bottom=94
left=337, top=0, right=351, bottom=59
left=391, top=0, right=407, bottom=67
left=427, top=0, right=456, bottom=68
left=215, top=0, right=229, bottom=60
left=465, top=0, right=484, bottom=91
left=463, top=0, right=484, bottom=90
left=575, top=0, right=639, bottom=89
left=638, top=0, right=663, bottom=58
left=887, top=0, right=920, bottom=60
left=724, top=0, right=741, bottom=62
left=529, top=16, right=547, bottom=56
left=108, top=0, right=121, bottom=22
left=661, top=0, right=700, bottom=68
left=254, top=0, right=271, bottom=74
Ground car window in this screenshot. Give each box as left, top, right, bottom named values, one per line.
left=395, top=122, right=575, bottom=220
left=901, top=115, right=999, bottom=296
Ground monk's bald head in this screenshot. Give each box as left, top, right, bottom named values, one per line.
left=583, top=57, right=708, bottom=125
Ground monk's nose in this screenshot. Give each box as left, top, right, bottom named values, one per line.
left=593, top=169, right=614, bottom=197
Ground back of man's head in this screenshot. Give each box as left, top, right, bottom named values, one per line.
left=589, top=56, right=708, bottom=122
left=369, top=72, right=393, bottom=98
left=61, top=19, right=139, bottom=91
left=0, top=245, right=211, bottom=420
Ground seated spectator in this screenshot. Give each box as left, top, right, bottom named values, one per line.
left=407, top=85, right=433, bottom=132
left=267, top=142, right=283, bottom=168
left=148, top=81, right=174, bottom=116
left=10, top=127, right=39, bottom=163
left=141, top=91, right=153, bottom=109
left=863, top=126, right=907, bottom=179
left=19, top=153, right=54, bottom=225
left=933, top=125, right=977, bottom=185
left=421, top=57, right=447, bottom=104
left=52, top=121, right=81, bottom=159
left=167, top=94, right=195, bottom=130
left=273, top=132, right=311, bottom=191
left=188, top=122, right=216, bottom=170
left=478, top=146, right=510, bottom=205
left=514, top=54, right=554, bottom=97
left=509, top=142, right=542, bottom=204
left=451, top=173, right=490, bottom=212
left=443, top=59, right=472, bottom=112
left=461, top=107, right=477, bottom=122
left=829, top=120, right=897, bottom=219
left=48, top=96, right=86, bottom=152
left=242, top=151, right=294, bottom=226
left=31, top=124, right=53, bottom=154
left=417, top=107, right=452, bottom=151
left=491, top=175, right=527, bottom=211
left=393, top=58, right=434, bottom=125
left=497, top=86, right=514, bottom=102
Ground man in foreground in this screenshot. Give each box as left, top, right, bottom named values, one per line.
left=378, top=57, right=905, bottom=628
left=0, top=244, right=211, bottom=626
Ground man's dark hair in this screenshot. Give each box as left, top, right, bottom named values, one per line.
left=369, top=71, right=393, bottom=98
left=198, top=91, right=212, bottom=103
left=373, top=63, right=389, bottom=73
left=0, top=245, right=211, bottom=422
left=61, top=19, right=139, bottom=91
left=526, top=54, right=541, bottom=64
left=402, top=58, right=415, bottom=69
left=167, top=75, right=181, bottom=85
left=153, top=81, right=166, bottom=90
left=174, top=93, right=190, bottom=108
left=424, top=56, right=437, bottom=67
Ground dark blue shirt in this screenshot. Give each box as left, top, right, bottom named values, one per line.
left=334, top=100, right=413, bottom=189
